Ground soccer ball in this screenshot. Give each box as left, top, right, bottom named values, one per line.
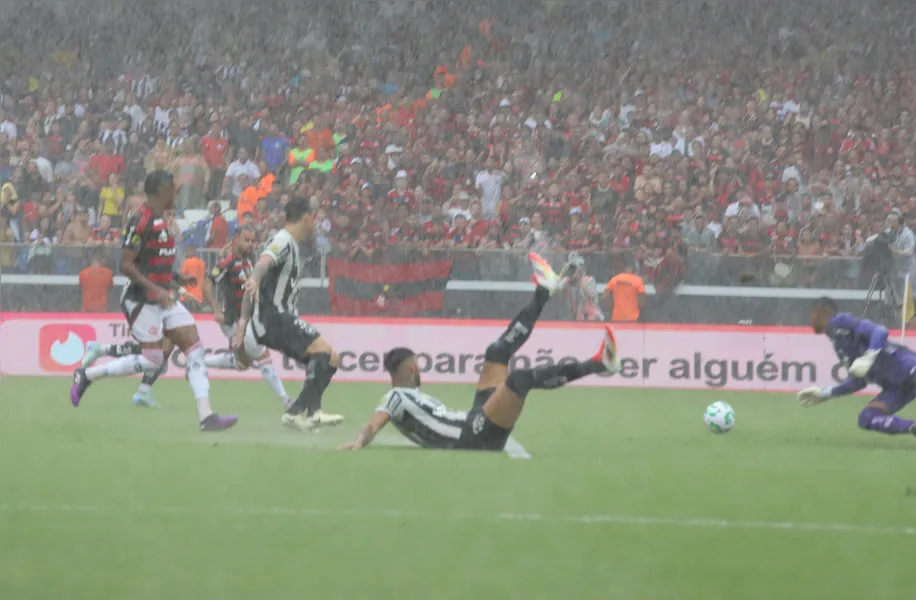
left=703, top=401, right=736, bottom=434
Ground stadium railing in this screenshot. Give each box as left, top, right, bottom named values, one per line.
left=0, top=243, right=870, bottom=291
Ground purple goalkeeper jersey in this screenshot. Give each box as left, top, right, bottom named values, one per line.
left=827, top=313, right=916, bottom=388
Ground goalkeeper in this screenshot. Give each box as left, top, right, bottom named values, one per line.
left=797, top=297, right=916, bottom=437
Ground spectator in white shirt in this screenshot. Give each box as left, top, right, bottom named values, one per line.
left=224, top=148, right=261, bottom=198
left=474, top=158, right=504, bottom=219
left=724, top=192, right=762, bottom=225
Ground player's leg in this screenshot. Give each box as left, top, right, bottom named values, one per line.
left=856, top=388, right=916, bottom=436
left=476, top=253, right=561, bottom=392
left=163, top=302, right=237, bottom=431
left=229, top=323, right=291, bottom=409
left=131, top=338, right=173, bottom=408
left=70, top=303, right=166, bottom=407
left=463, top=326, right=618, bottom=449
left=81, top=341, right=142, bottom=368
left=203, top=324, right=246, bottom=370
left=286, top=334, right=342, bottom=426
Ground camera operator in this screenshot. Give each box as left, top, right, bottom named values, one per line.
left=883, top=210, right=916, bottom=307
left=560, top=252, right=605, bottom=321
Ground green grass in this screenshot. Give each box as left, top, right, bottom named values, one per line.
left=1, top=376, right=915, bottom=600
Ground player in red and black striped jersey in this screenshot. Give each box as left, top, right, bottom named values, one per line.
left=72, top=170, right=237, bottom=431
left=200, top=225, right=292, bottom=409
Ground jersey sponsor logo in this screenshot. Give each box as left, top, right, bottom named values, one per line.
left=39, top=324, right=97, bottom=372
left=158, top=230, right=169, bottom=243
left=158, top=247, right=177, bottom=256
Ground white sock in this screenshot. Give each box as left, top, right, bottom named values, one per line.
left=205, top=352, right=237, bottom=370
left=136, top=383, right=151, bottom=396
left=186, top=345, right=213, bottom=421
left=85, top=354, right=161, bottom=381
left=260, top=360, right=291, bottom=409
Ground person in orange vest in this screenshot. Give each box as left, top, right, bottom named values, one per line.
left=603, top=262, right=646, bottom=322
left=178, top=245, right=207, bottom=310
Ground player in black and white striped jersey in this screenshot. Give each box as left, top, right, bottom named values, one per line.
left=235, top=196, right=344, bottom=432
left=340, top=253, right=621, bottom=452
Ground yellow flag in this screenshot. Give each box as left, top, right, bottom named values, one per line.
left=903, top=276, right=915, bottom=325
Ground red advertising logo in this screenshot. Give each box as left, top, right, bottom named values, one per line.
left=39, top=324, right=97, bottom=372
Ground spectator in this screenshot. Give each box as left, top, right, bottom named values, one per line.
left=224, top=148, right=260, bottom=199
left=78, top=252, right=113, bottom=312
left=172, top=140, right=210, bottom=211
left=603, top=262, right=646, bottom=322
left=98, top=173, right=126, bottom=229
left=204, top=201, right=229, bottom=250
left=178, top=245, right=206, bottom=309
left=684, top=215, right=717, bottom=251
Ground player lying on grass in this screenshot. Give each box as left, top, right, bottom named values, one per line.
left=339, top=253, right=620, bottom=451
left=798, top=297, right=916, bottom=436
left=80, top=228, right=291, bottom=411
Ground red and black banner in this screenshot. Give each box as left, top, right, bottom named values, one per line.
left=326, top=258, right=453, bottom=316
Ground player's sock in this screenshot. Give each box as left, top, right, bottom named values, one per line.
left=205, top=352, right=238, bottom=370
left=105, top=342, right=141, bottom=358
left=485, top=286, right=551, bottom=364
left=136, top=361, right=167, bottom=396
left=258, top=358, right=291, bottom=409
left=85, top=350, right=163, bottom=381
left=290, top=353, right=335, bottom=416
left=185, top=343, right=213, bottom=421
left=505, top=359, right=606, bottom=399
left=857, top=406, right=916, bottom=434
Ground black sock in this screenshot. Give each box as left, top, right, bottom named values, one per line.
left=142, top=362, right=167, bottom=387
left=108, top=342, right=141, bottom=358
left=290, top=354, right=336, bottom=416
left=505, top=360, right=605, bottom=399
left=487, top=287, right=550, bottom=363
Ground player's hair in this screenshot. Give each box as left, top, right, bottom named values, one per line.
left=144, top=170, right=174, bottom=196
left=384, top=347, right=415, bottom=374
left=284, top=196, right=312, bottom=222
left=234, top=225, right=256, bottom=237
left=813, top=296, right=838, bottom=312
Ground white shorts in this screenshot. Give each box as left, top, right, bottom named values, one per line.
left=122, top=299, right=196, bottom=343
left=220, top=323, right=267, bottom=361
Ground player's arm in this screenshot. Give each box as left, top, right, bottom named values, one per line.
left=339, top=411, right=391, bottom=450
left=848, top=317, right=888, bottom=377
left=120, top=217, right=170, bottom=304
left=203, top=262, right=226, bottom=322
left=798, top=376, right=867, bottom=406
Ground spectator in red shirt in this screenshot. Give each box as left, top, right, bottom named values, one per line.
left=200, top=121, right=229, bottom=200
left=447, top=213, right=473, bottom=248
left=88, top=139, right=125, bottom=187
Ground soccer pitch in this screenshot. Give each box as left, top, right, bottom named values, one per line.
left=1, top=377, right=914, bottom=600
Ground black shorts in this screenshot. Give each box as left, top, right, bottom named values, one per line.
left=456, top=388, right=512, bottom=451
left=253, top=312, right=321, bottom=359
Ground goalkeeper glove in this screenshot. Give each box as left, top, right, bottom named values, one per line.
left=797, top=386, right=831, bottom=407
left=848, top=349, right=879, bottom=378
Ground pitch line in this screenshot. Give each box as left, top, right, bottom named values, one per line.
left=0, top=503, right=913, bottom=536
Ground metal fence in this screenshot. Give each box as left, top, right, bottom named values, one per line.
left=0, top=243, right=872, bottom=290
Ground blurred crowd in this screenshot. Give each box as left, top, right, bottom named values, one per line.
left=2, top=0, right=916, bottom=290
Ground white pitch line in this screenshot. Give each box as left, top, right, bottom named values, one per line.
left=1, top=503, right=914, bottom=536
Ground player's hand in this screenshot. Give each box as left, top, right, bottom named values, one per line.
left=243, top=278, right=259, bottom=303
left=213, top=311, right=225, bottom=325
left=231, top=320, right=247, bottom=350
left=338, top=442, right=362, bottom=450
left=151, top=286, right=174, bottom=308
left=797, top=386, right=828, bottom=407
left=849, top=349, right=879, bottom=378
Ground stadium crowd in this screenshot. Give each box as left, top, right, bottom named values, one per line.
left=2, top=0, right=916, bottom=293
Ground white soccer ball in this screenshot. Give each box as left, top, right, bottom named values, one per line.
left=703, top=401, right=736, bottom=434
